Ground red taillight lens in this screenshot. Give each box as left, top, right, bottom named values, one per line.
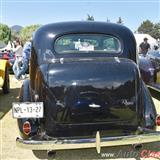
left=23, top=121, right=31, bottom=135
left=156, top=115, right=160, bottom=126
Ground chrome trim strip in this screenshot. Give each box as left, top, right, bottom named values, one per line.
left=147, top=85, right=160, bottom=92
left=16, top=132, right=160, bottom=153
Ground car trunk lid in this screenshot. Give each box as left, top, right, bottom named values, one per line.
left=45, top=57, right=141, bottom=137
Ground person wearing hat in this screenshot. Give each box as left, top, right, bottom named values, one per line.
left=139, top=37, right=150, bottom=55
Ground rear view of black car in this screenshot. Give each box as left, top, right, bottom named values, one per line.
left=12, top=22, right=160, bottom=155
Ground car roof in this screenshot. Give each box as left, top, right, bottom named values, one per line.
left=35, top=21, right=133, bottom=37
left=33, top=21, right=137, bottom=63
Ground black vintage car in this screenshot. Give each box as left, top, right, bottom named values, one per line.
left=139, top=51, right=160, bottom=91
left=12, top=22, right=160, bottom=155
left=147, top=50, right=160, bottom=66
left=139, top=55, right=160, bottom=92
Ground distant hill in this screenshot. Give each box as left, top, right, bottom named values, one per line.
left=11, top=25, right=23, bottom=32
left=0, top=41, right=6, bottom=49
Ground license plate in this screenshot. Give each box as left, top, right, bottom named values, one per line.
left=12, top=102, right=44, bottom=118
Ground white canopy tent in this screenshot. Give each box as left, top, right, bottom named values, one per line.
left=134, top=33, right=158, bottom=52
left=0, top=41, right=14, bottom=51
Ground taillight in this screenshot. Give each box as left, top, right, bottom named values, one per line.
left=156, top=115, right=160, bottom=126
left=23, top=121, right=31, bottom=135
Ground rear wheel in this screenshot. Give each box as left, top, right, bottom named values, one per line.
left=3, top=67, right=10, bottom=94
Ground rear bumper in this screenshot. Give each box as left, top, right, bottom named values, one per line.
left=16, top=131, right=160, bottom=153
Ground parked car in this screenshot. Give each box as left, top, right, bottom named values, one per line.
left=12, top=22, right=160, bottom=156
left=147, top=50, right=160, bottom=69
left=139, top=53, right=160, bottom=91
left=0, top=59, right=10, bottom=94
left=0, top=49, right=15, bottom=65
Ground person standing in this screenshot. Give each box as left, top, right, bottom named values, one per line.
left=16, top=40, right=32, bottom=80
left=139, top=37, right=150, bottom=55
left=12, top=39, right=23, bottom=79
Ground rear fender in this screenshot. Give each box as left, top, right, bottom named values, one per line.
left=142, top=81, right=157, bottom=128
left=19, top=79, right=31, bottom=102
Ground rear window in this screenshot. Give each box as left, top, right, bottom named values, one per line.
left=54, top=34, right=121, bottom=54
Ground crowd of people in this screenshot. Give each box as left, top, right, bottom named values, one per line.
left=11, top=38, right=32, bottom=80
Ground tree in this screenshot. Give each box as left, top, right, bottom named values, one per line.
left=11, top=30, right=20, bottom=41
left=86, top=14, right=94, bottom=21
left=137, top=20, right=154, bottom=34
left=0, top=23, right=11, bottom=44
left=151, top=23, right=160, bottom=39
left=137, top=20, right=160, bottom=39
left=117, top=17, right=123, bottom=24
left=20, top=24, right=41, bottom=43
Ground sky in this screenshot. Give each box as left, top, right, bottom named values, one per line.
left=0, top=0, right=160, bottom=31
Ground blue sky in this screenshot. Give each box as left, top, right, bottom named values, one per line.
left=1, top=0, right=160, bottom=31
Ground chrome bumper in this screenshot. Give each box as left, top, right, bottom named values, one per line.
left=147, top=84, right=160, bottom=92
left=16, top=131, right=160, bottom=153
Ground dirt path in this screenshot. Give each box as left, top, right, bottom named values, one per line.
left=0, top=75, right=160, bottom=160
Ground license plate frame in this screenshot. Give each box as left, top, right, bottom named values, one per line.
left=12, top=102, right=44, bottom=118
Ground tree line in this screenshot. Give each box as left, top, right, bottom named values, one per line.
left=0, top=24, right=41, bottom=45
left=86, top=15, right=160, bottom=39
left=0, top=15, right=159, bottom=45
